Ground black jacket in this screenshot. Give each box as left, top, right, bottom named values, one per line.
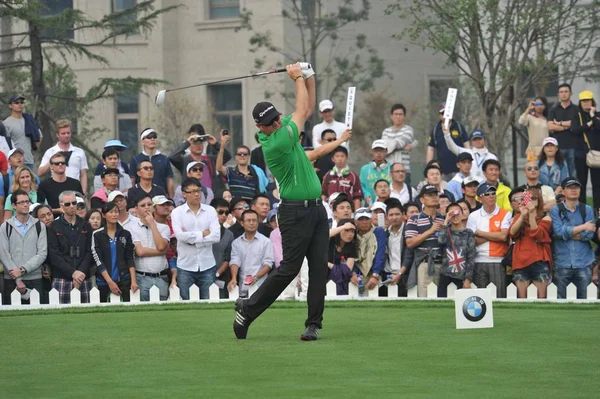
left=169, top=140, right=231, bottom=178
left=47, top=216, right=93, bottom=279
left=571, top=110, right=600, bottom=151
left=91, top=224, right=135, bottom=280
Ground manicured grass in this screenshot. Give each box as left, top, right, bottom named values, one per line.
left=1, top=301, right=598, bottom=398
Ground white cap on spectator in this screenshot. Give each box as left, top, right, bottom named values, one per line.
left=76, top=196, right=85, bottom=205
left=152, top=195, right=173, bottom=206
left=186, top=161, right=204, bottom=174
left=542, top=137, right=558, bottom=147
left=371, top=202, right=387, bottom=213
left=8, top=148, right=24, bottom=159
left=107, top=191, right=125, bottom=202
left=371, top=139, right=387, bottom=150
left=29, top=202, right=40, bottom=214
left=319, top=100, right=334, bottom=112
left=354, top=207, right=372, bottom=220
left=140, top=128, right=157, bottom=140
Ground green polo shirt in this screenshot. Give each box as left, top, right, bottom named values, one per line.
left=258, top=114, right=321, bottom=200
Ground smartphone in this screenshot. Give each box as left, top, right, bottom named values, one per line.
left=223, top=129, right=229, bottom=136
left=452, top=210, right=460, bottom=216
left=377, top=213, right=385, bottom=227
left=243, top=275, right=254, bottom=285
left=521, top=191, right=532, bottom=206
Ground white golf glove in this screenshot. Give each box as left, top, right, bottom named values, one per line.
left=300, top=62, right=315, bottom=79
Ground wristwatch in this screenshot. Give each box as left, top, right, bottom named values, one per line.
left=19, top=266, right=27, bottom=275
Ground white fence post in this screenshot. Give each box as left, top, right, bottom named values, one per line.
left=348, top=282, right=359, bottom=298
left=506, top=283, right=517, bottom=299
left=586, top=283, right=597, bottom=300
left=387, top=284, right=399, bottom=298
left=208, top=283, right=220, bottom=301
left=109, top=293, right=121, bottom=303
left=130, top=289, right=141, bottom=303
left=546, top=283, right=558, bottom=300
left=566, top=283, right=577, bottom=300
left=427, top=282, right=438, bottom=298
left=10, top=289, right=21, bottom=306
left=149, top=285, right=160, bottom=302
left=89, top=287, right=100, bottom=304
left=228, top=287, right=239, bottom=301
left=407, top=285, right=418, bottom=298
left=486, top=283, right=497, bottom=299
left=29, top=289, right=40, bottom=305
left=326, top=281, right=337, bottom=297
left=70, top=288, right=81, bottom=305
left=168, top=286, right=181, bottom=302
left=189, top=284, right=200, bottom=301
left=526, top=284, right=538, bottom=299
left=48, top=288, right=59, bottom=305
left=247, top=283, right=258, bottom=298
left=367, top=285, right=379, bottom=298
left=447, top=283, right=457, bottom=299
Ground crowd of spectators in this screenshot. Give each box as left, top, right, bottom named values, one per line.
left=0, top=83, right=599, bottom=305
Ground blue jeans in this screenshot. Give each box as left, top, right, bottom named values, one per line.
left=177, top=266, right=216, bottom=300
left=554, top=267, right=592, bottom=299
left=136, top=274, right=169, bottom=301
left=562, top=148, right=577, bottom=178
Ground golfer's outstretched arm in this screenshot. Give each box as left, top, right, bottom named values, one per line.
left=289, top=64, right=309, bottom=129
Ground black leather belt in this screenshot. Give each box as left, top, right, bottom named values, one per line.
left=280, top=199, right=323, bottom=207
left=136, top=270, right=168, bottom=278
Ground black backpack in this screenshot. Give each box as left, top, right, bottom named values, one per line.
left=6, top=220, right=42, bottom=239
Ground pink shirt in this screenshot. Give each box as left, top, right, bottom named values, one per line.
left=270, top=228, right=283, bottom=268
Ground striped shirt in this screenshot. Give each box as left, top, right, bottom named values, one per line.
left=382, top=125, right=414, bottom=172
left=405, top=211, right=444, bottom=252
left=226, top=166, right=258, bottom=201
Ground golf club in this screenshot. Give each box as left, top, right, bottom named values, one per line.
left=155, top=63, right=312, bottom=106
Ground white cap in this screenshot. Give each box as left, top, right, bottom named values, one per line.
left=542, top=137, right=558, bottom=147
left=186, top=161, right=204, bottom=174
left=29, top=202, right=40, bottom=214
left=107, top=191, right=125, bottom=202
left=371, top=202, right=387, bottom=213
left=8, top=148, right=24, bottom=159
left=371, top=139, right=387, bottom=150
left=319, top=100, right=334, bottom=112
left=354, top=207, right=373, bottom=220
left=152, top=195, right=173, bottom=206
left=76, top=196, right=85, bottom=204
left=140, top=128, right=157, bottom=140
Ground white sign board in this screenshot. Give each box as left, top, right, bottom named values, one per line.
left=455, top=288, right=494, bottom=329
left=443, top=88, right=458, bottom=130
left=345, top=87, right=356, bottom=129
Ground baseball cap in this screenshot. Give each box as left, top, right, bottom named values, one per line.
left=579, top=90, right=594, bottom=101
left=319, top=99, right=334, bottom=112
left=371, top=139, right=387, bottom=150
left=328, top=192, right=349, bottom=206
left=477, top=183, right=497, bottom=197
left=438, top=102, right=446, bottom=113
left=561, top=177, right=581, bottom=189
left=371, top=202, right=387, bottom=213
left=140, top=128, right=157, bottom=140
left=186, top=161, right=204, bottom=174
left=253, top=102, right=281, bottom=125
left=152, top=195, right=173, bottom=206
left=104, top=139, right=128, bottom=150
left=542, top=137, right=558, bottom=147
left=267, top=209, right=277, bottom=222
left=354, top=207, right=372, bottom=220
left=471, top=129, right=485, bottom=140
left=8, top=94, right=25, bottom=104
left=461, top=176, right=479, bottom=187
left=107, top=190, right=125, bottom=202
left=7, top=148, right=24, bottom=159
left=29, top=203, right=40, bottom=214
left=101, top=167, right=120, bottom=178
left=419, top=184, right=439, bottom=196
left=457, top=152, right=473, bottom=162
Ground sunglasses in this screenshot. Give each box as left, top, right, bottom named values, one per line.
left=190, top=167, right=203, bottom=173
left=77, top=203, right=86, bottom=210
left=480, top=192, right=496, bottom=197
left=143, top=134, right=158, bottom=140
left=217, top=209, right=230, bottom=215
left=62, top=201, right=78, bottom=207
left=11, top=101, right=24, bottom=105
left=236, top=152, right=249, bottom=157
left=52, top=161, right=66, bottom=166
left=140, top=166, right=154, bottom=171
left=235, top=205, right=249, bottom=211
left=526, top=166, right=539, bottom=171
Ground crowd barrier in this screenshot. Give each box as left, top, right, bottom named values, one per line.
left=0, top=280, right=598, bottom=311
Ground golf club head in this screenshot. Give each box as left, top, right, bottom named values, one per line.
left=155, top=90, right=166, bottom=106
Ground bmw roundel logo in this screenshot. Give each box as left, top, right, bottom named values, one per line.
left=462, top=296, right=487, bottom=322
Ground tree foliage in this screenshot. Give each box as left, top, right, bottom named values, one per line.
left=386, top=0, right=600, bottom=161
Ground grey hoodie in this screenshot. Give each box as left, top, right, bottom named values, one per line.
left=0, top=216, right=47, bottom=281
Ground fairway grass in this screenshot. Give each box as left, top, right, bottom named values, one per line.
left=1, top=301, right=598, bottom=398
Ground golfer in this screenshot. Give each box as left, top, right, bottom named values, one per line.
left=233, top=62, right=330, bottom=341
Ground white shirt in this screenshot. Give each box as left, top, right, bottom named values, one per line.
left=230, top=232, right=274, bottom=279
left=119, top=214, right=138, bottom=232
left=129, top=218, right=170, bottom=273
left=40, top=143, right=88, bottom=180
left=466, top=205, right=512, bottom=263
left=390, top=183, right=417, bottom=205
left=171, top=202, right=220, bottom=272
left=385, top=224, right=404, bottom=273
left=312, top=120, right=348, bottom=149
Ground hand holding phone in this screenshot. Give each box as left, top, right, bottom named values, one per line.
left=243, top=275, right=254, bottom=285
left=222, top=129, right=229, bottom=136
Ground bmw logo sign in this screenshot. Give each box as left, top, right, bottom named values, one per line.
left=462, top=296, right=487, bottom=322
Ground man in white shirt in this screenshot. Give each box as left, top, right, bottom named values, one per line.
left=171, top=177, right=220, bottom=299
left=129, top=194, right=173, bottom=301
left=311, top=100, right=347, bottom=150
left=443, top=128, right=497, bottom=183
left=38, top=119, right=88, bottom=194
left=389, top=163, right=417, bottom=205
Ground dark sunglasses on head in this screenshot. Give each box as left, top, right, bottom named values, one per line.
left=144, top=134, right=158, bottom=140
left=62, top=201, right=78, bottom=207
left=217, top=209, right=230, bottom=215
left=236, top=152, right=249, bottom=157
left=52, top=161, right=66, bottom=166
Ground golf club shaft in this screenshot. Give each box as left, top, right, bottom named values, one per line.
left=167, top=68, right=287, bottom=93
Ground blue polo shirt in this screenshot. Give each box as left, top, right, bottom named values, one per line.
left=428, top=120, right=469, bottom=175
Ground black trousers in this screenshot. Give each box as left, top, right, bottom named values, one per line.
left=98, top=279, right=131, bottom=303
left=2, top=278, right=46, bottom=305
left=245, top=202, right=329, bottom=328
left=437, top=274, right=464, bottom=298
left=590, top=167, right=600, bottom=212
left=576, top=155, right=588, bottom=204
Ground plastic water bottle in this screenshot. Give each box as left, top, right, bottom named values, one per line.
left=357, top=272, right=365, bottom=297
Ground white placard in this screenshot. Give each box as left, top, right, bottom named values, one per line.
left=455, top=288, right=494, bottom=329
left=443, top=88, right=458, bottom=130
left=345, top=87, right=356, bottom=129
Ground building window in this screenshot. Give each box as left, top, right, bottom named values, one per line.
left=209, top=0, right=240, bottom=19
left=210, top=84, right=243, bottom=152
left=112, top=0, right=137, bottom=32
left=39, top=0, right=74, bottom=40
left=115, top=91, right=139, bottom=162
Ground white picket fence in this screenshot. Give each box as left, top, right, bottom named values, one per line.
left=0, top=280, right=598, bottom=310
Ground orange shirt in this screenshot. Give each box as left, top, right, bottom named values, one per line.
left=509, top=216, right=553, bottom=270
